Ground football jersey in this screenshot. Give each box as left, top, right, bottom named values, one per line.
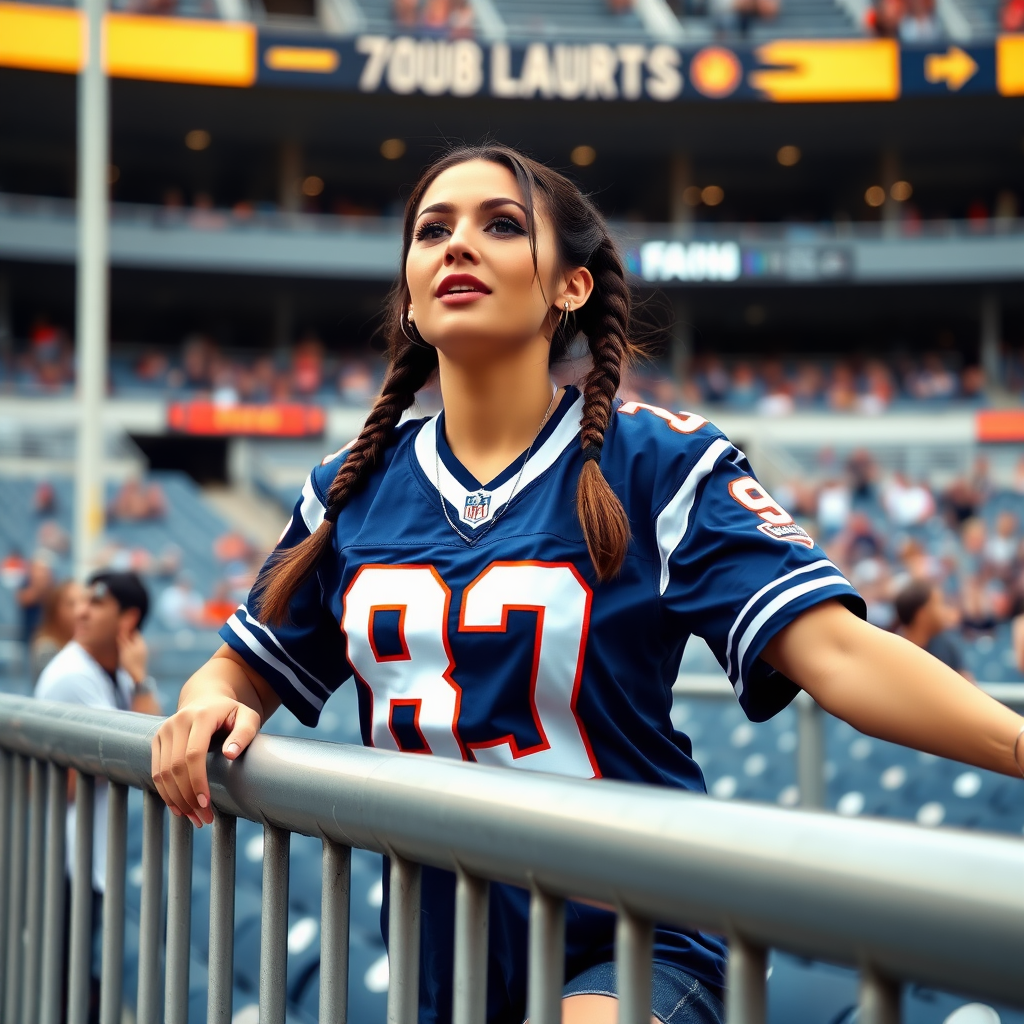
left=221, top=385, right=864, bottom=1024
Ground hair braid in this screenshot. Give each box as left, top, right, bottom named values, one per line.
left=255, top=340, right=437, bottom=625
left=576, top=243, right=633, bottom=581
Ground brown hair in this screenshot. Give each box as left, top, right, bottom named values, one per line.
left=257, top=143, right=639, bottom=625
left=34, top=579, right=79, bottom=647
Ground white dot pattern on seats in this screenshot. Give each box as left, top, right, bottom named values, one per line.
left=836, top=791, right=865, bottom=816
left=245, top=834, right=264, bottom=862
left=777, top=785, right=799, bottom=807
left=232, top=1006, right=259, bottom=1024
left=941, top=1003, right=1002, bottom=1024
left=776, top=731, right=797, bottom=753
left=744, top=753, right=767, bottom=777
left=712, top=776, right=738, bottom=799
left=365, top=952, right=390, bottom=993
left=287, top=916, right=318, bottom=954
left=917, top=801, right=946, bottom=827
left=880, top=765, right=906, bottom=790
left=368, top=879, right=384, bottom=907
left=953, top=771, right=982, bottom=798
left=849, top=738, right=872, bottom=760
left=731, top=723, right=754, bottom=749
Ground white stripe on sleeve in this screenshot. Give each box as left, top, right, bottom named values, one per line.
left=732, top=575, right=855, bottom=697
left=226, top=615, right=325, bottom=712
left=655, top=438, right=733, bottom=595
left=300, top=474, right=326, bottom=534
left=241, top=608, right=330, bottom=697
left=725, top=559, right=835, bottom=681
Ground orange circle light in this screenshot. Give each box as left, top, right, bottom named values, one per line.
left=865, top=185, right=886, bottom=208
left=689, top=47, right=743, bottom=99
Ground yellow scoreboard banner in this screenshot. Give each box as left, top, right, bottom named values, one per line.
left=997, top=35, right=1024, bottom=96
left=0, top=3, right=255, bottom=86
left=749, top=40, right=900, bottom=102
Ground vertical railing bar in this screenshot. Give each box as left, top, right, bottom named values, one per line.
left=0, top=749, right=10, bottom=1009
left=260, top=824, right=290, bottom=1024
left=796, top=691, right=826, bottom=810
left=452, top=868, right=489, bottom=1024
left=724, top=934, right=767, bottom=1024
left=39, top=763, right=68, bottom=1024
left=67, top=773, right=96, bottom=1024
left=4, top=754, right=28, bottom=1024
left=859, top=966, right=901, bottom=1024
left=21, top=759, right=47, bottom=1024
left=320, top=839, right=351, bottom=1024
left=207, top=811, right=237, bottom=1024
left=99, top=783, right=128, bottom=1024
left=526, top=887, right=565, bottom=1024
left=137, top=790, right=166, bottom=1024
left=615, top=911, right=654, bottom=1024
left=164, top=812, right=194, bottom=1024
left=387, top=854, right=422, bottom=1024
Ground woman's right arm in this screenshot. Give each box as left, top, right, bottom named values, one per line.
left=152, top=644, right=281, bottom=827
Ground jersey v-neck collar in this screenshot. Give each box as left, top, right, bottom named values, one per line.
left=435, top=385, right=579, bottom=491
left=413, top=385, right=583, bottom=533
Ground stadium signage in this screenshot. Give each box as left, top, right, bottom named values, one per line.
left=168, top=402, right=326, bottom=437
left=628, top=240, right=853, bottom=284
left=1, top=4, right=1022, bottom=102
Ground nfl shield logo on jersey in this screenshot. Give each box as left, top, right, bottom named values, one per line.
left=463, top=491, right=491, bottom=524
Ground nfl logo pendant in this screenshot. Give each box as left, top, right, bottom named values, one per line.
left=463, top=490, right=491, bottom=524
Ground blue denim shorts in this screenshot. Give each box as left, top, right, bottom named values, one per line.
left=562, top=961, right=725, bottom=1024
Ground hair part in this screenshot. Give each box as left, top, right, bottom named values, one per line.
left=256, top=143, right=640, bottom=626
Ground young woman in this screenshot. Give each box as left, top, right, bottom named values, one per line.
left=152, top=144, right=1024, bottom=1024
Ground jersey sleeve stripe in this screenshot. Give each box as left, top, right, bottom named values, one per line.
left=224, top=614, right=326, bottom=713
left=240, top=607, right=331, bottom=697
left=724, top=559, right=835, bottom=681
left=655, top=438, right=733, bottom=595
left=732, top=575, right=858, bottom=697
left=300, top=474, right=326, bottom=534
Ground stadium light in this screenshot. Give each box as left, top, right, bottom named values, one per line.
left=185, top=129, right=211, bottom=151
left=380, top=138, right=406, bottom=160
left=891, top=180, right=913, bottom=202
left=683, top=185, right=703, bottom=207
left=864, top=185, right=886, bottom=207
left=701, top=185, right=725, bottom=206
left=570, top=144, right=596, bottom=167
left=74, top=0, right=110, bottom=578
left=777, top=145, right=801, bottom=166
left=302, top=175, right=325, bottom=197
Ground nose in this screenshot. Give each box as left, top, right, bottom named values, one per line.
left=443, top=217, right=479, bottom=266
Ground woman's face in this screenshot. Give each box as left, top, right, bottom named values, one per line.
left=404, top=160, right=567, bottom=364
left=58, top=582, right=83, bottom=636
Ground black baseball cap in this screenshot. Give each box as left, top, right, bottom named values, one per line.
left=86, top=571, right=150, bottom=629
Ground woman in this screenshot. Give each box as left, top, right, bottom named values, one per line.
left=31, top=577, right=81, bottom=681
left=153, top=144, right=1024, bottom=1024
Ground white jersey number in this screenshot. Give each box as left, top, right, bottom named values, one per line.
left=343, top=562, right=598, bottom=778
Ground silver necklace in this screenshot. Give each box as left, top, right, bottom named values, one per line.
left=435, top=384, right=559, bottom=546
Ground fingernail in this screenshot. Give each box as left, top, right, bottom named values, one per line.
left=170, top=807, right=182, bottom=817
left=198, top=793, right=208, bottom=808
left=225, top=742, right=239, bottom=756
left=189, top=814, right=202, bottom=828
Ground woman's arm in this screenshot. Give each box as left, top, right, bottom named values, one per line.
left=152, top=644, right=282, bottom=826
left=763, top=600, right=1024, bottom=778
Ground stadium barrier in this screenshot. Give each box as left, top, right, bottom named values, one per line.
left=1, top=695, right=1022, bottom=1024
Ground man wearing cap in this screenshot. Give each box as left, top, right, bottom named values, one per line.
left=35, top=570, right=161, bottom=1023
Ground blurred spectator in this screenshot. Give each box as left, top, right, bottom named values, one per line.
left=203, top=582, right=240, bottom=628
left=394, top=0, right=418, bottom=26
left=30, top=579, right=82, bottom=681
left=16, top=550, right=54, bottom=645
left=1003, top=0, right=1024, bottom=30
left=38, top=519, right=70, bottom=557
left=155, top=573, right=205, bottom=631
left=108, top=478, right=167, bottom=521
left=894, top=578, right=973, bottom=680
left=711, top=0, right=777, bottom=35
left=817, top=479, right=852, bottom=537
left=1, top=547, right=28, bottom=590
left=867, top=0, right=905, bottom=38
left=898, top=0, right=941, bottom=40
left=448, top=0, right=475, bottom=35
left=882, top=473, right=935, bottom=527
left=983, top=511, right=1020, bottom=578
left=34, top=481, right=56, bottom=516
left=293, top=334, right=325, bottom=395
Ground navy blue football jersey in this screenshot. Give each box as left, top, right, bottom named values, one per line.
left=221, top=385, right=864, bottom=1023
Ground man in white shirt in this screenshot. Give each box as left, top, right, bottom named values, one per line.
left=35, top=571, right=161, bottom=1023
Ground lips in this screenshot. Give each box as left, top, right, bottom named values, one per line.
left=436, top=274, right=491, bottom=299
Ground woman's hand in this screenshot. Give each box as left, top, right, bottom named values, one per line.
left=764, top=600, right=1024, bottom=777
left=152, top=645, right=281, bottom=826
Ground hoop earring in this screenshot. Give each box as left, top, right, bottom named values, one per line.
left=400, top=311, right=432, bottom=349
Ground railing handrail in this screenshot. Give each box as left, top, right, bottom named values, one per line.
left=1, top=694, right=1022, bottom=1007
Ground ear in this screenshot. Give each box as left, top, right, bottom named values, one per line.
left=558, top=266, right=594, bottom=313
left=119, top=607, right=141, bottom=635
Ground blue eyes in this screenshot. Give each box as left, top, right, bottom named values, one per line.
left=414, top=216, right=527, bottom=242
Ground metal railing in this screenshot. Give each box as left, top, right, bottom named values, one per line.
left=1, top=693, right=1022, bottom=1024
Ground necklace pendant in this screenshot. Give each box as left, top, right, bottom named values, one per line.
left=462, top=489, right=492, bottom=525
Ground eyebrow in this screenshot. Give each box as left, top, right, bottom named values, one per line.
left=415, top=197, right=527, bottom=220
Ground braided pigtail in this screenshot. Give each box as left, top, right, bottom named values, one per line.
left=256, top=339, right=438, bottom=625
left=573, top=239, right=634, bottom=580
